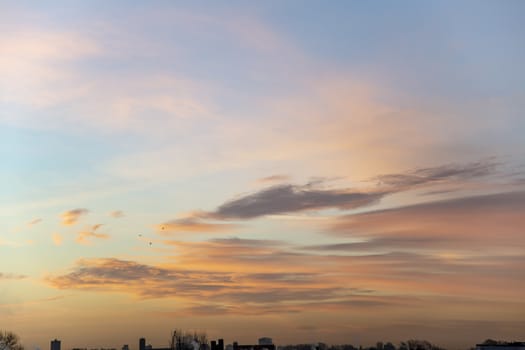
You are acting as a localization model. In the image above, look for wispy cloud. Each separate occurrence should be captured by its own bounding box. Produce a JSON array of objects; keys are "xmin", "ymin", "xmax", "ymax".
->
[
  {"xmin": 46, "ymin": 255, "xmax": 378, "ymax": 311},
  {"xmin": 257, "ymin": 174, "xmax": 290, "ymax": 183},
  {"xmin": 159, "ymin": 159, "xmax": 506, "ymax": 232},
  {"xmin": 373, "ymin": 159, "xmax": 498, "ymax": 190},
  {"xmin": 52, "ymin": 233, "xmax": 63, "ymax": 246},
  {"xmin": 300, "ymin": 236, "xmax": 448, "ymax": 253},
  {"xmin": 166, "ymin": 183, "xmax": 385, "ymax": 228},
  {"xmin": 0, "ymin": 272, "xmax": 27, "ymax": 280},
  {"xmin": 46, "ymin": 246, "xmax": 525, "ymax": 317},
  {"xmin": 210, "ymin": 184, "xmax": 385, "ymax": 219},
  {"xmin": 158, "ymin": 217, "xmax": 237, "ymax": 234},
  {"xmin": 0, "ymin": 29, "xmax": 101, "ymax": 110},
  {"xmin": 47, "ymin": 258, "xmax": 231, "ymax": 298},
  {"xmin": 109, "ymin": 210, "xmax": 124, "ymax": 218},
  {"xmin": 61, "ymin": 208, "xmax": 89, "ymax": 226},
  {"xmin": 161, "ymin": 238, "xmax": 298, "ymax": 270},
  {"xmin": 208, "ymin": 237, "xmax": 285, "ymax": 247},
  {"xmin": 76, "ymin": 224, "xmax": 109, "ymax": 245},
  {"xmin": 327, "ymin": 191, "xmax": 525, "ymax": 254},
  {"xmin": 27, "ymin": 218, "xmax": 42, "ymax": 226},
  {"xmin": 156, "ymin": 179, "xmax": 388, "ymax": 235}
]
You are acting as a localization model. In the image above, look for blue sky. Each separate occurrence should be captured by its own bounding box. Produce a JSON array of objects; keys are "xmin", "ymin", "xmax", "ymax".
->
[{"xmin": 1, "ymin": 1, "xmax": 525, "ymax": 349}]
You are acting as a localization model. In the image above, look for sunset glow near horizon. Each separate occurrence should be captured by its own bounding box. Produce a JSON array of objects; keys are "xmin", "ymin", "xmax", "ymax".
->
[{"xmin": 1, "ymin": 1, "xmax": 525, "ymax": 350}]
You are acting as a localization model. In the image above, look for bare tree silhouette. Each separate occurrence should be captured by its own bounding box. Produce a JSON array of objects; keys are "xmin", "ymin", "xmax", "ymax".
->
[
  {"xmin": 0, "ymin": 331, "xmax": 24, "ymax": 350},
  {"xmin": 170, "ymin": 329, "xmax": 208, "ymax": 350}
]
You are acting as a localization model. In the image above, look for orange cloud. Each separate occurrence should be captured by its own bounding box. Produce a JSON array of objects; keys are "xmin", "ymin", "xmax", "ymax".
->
[
  {"xmin": 329, "ymin": 191, "xmax": 525, "ymax": 251},
  {"xmin": 52, "ymin": 233, "xmax": 63, "ymax": 246},
  {"xmin": 158, "ymin": 217, "xmax": 237, "ymax": 234},
  {"xmin": 61, "ymin": 208, "xmax": 89, "ymax": 226},
  {"xmin": 158, "ymin": 159, "xmax": 504, "ymax": 237},
  {"xmin": 46, "ymin": 222, "xmax": 525, "ymax": 316},
  {"xmin": 257, "ymin": 174, "xmax": 290, "ymax": 183},
  {"xmin": 46, "ymin": 254, "xmax": 369, "ymax": 313},
  {"xmin": 76, "ymin": 224, "xmax": 109, "ymax": 245}
]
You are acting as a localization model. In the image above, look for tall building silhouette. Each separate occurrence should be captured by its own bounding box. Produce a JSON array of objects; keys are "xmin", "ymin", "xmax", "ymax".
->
[
  {"xmin": 139, "ymin": 337, "xmax": 170, "ymax": 350},
  {"xmin": 51, "ymin": 339, "xmax": 61, "ymax": 350},
  {"xmin": 211, "ymin": 339, "xmax": 224, "ymax": 350}
]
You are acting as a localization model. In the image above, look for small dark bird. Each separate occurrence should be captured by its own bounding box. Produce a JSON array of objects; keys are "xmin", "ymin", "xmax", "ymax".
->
[
  {"xmin": 149, "ymin": 242, "xmax": 152, "ymax": 246},
  {"xmin": 138, "ymin": 234, "xmax": 142, "ymax": 237}
]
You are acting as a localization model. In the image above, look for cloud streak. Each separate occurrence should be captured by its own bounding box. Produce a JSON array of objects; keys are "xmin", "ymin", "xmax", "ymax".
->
[
  {"xmin": 158, "ymin": 217, "xmax": 237, "ymax": 234},
  {"xmin": 257, "ymin": 174, "xmax": 290, "ymax": 183},
  {"xmin": 47, "ymin": 258, "xmax": 232, "ymax": 299},
  {"xmin": 0, "ymin": 273, "xmax": 27, "ymax": 280},
  {"xmin": 27, "ymin": 218, "xmax": 42, "ymax": 226},
  {"xmin": 46, "ymin": 248, "xmax": 525, "ymax": 317},
  {"xmin": 373, "ymin": 159, "xmax": 498, "ymax": 189},
  {"xmin": 210, "ymin": 184, "xmax": 385, "ymax": 219},
  {"xmin": 159, "ymin": 159, "xmax": 507, "ymax": 232},
  {"xmin": 46, "ymin": 255, "xmax": 381, "ymax": 311},
  {"xmin": 331, "ymin": 191, "xmax": 525, "ymax": 250},
  {"xmin": 158, "ymin": 181, "xmax": 386, "ymax": 233}
]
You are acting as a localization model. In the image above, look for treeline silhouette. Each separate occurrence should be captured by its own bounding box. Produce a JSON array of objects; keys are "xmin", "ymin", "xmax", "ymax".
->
[
  {"xmin": 281, "ymin": 340, "xmax": 443, "ymax": 350},
  {"xmin": 164, "ymin": 330, "xmax": 447, "ymax": 350},
  {"xmin": 164, "ymin": 329, "xmax": 447, "ymax": 350}
]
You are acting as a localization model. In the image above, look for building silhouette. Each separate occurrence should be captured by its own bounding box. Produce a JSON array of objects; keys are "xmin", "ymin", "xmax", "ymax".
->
[
  {"xmin": 51, "ymin": 339, "xmax": 61, "ymax": 350},
  {"xmin": 476, "ymin": 343, "xmax": 525, "ymax": 350},
  {"xmin": 211, "ymin": 339, "xmax": 224, "ymax": 350},
  {"xmin": 259, "ymin": 340, "xmax": 273, "ymax": 347},
  {"xmin": 233, "ymin": 340, "xmax": 275, "ymax": 350},
  {"xmin": 139, "ymin": 337, "xmax": 171, "ymax": 350}
]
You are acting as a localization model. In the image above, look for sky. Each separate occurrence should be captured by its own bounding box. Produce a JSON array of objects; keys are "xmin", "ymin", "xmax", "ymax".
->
[{"xmin": 1, "ymin": 1, "xmax": 525, "ymax": 349}]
